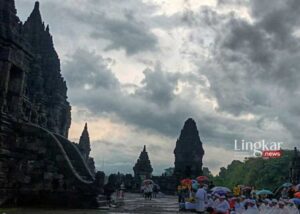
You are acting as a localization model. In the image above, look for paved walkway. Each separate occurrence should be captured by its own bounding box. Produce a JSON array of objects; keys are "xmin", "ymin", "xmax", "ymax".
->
[
  {"xmin": 109, "ymin": 193, "xmax": 182, "ymax": 213},
  {"xmin": 0, "ymin": 193, "xmax": 185, "ymax": 214}
]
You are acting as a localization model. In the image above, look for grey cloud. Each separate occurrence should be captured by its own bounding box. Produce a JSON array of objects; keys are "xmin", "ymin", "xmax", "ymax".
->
[
  {"xmin": 89, "ymin": 15, "xmax": 158, "ymax": 55},
  {"xmin": 63, "ymin": 49, "xmax": 247, "ymax": 150},
  {"xmin": 63, "ymin": 49, "xmax": 119, "ymax": 89},
  {"xmin": 135, "ymin": 65, "xmax": 179, "ymax": 106}
]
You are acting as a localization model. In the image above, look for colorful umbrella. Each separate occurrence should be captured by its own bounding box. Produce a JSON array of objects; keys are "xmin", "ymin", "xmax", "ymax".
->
[
  {"xmin": 282, "ymin": 182, "xmax": 293, "ymax": 188},
  {"xmin": 192, "ymin": 182, "xmax": 199, "ymax": 190},
  {"xmin": 181, "ymin": 178, "xmax": 192, "ymax": 186},
  {"xmin": 192, "ymin": 179, "xmax": 198, "ymax": 184},
  {"xmin": 294, "ymin": 192, "xmax": 300, "ymax": 198},
  {"xmin": 256, "ymin": 189, "xmax": 273, "ymax": 195},
  {"xmin": 211, "ymin": 186, "xmax": 231, "ymax": 193},
  {"xmin": 196, "ymin": 176, "xmax": 209, "ymax": 182},
  {"xmin": 291, "ymin": 198, "xmax": 300, "ymax": 205}
]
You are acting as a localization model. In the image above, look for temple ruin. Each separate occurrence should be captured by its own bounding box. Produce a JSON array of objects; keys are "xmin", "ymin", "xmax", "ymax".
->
[{"xmin": 0, "ymin": 1, "xmax": 103, "ymax": 208}]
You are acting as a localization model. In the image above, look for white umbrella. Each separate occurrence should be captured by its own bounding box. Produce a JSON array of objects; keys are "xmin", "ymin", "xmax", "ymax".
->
[{"xmin": 211, "ymin": 186, "xmax": 231, "ymax": 192}]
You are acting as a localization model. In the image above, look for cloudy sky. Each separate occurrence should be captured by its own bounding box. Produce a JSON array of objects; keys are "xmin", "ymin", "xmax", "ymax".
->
[{"xmin": 15, "ymin": 0, "xmax": 300, "ymax": 175}]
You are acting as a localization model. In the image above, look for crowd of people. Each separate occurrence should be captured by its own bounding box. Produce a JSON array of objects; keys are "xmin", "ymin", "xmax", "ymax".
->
[
  {"xmin": 177, "ymin": 178, "xmax": 300, "ymax": 214},
  {"xmin": 140, "ymin": 180, "xmax": 160, "ymax": 200}
]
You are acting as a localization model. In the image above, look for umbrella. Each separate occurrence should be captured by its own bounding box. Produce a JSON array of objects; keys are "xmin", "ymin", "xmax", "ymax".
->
[
  {"xmin": 294, "ymin": 192, "xmax": 300, "ymax": 198},
  {"xmin": 211, "ymin": 186, "xmax": 231, "ymax": 193},
  {"xmin": 196, "ymin": 176, "xmax": 209, "ymax": 182},
  {"xmin": 282, "ymin": 182, "xmax": 293, "ymax": 188},
  {"xmin": 213, "ymin": 190, "xmax": 227, "ymax": 196},
  {"xmin": 143, "ymin": 179, "xmax": 154, "ymax": 184},
  {"xmin": 192, "ymin": 179, "xmax": 198, "ymax": 184},
  {"xmin": 181, "ymin": 178, "xmax": 192, "ymax": 186},
  {"xmin": 241, "ymin": 186, "xmax": 252, "ymax": 190},
  {"xmin": 291, "ymin": 198, "xmax": 300, "ymax": 205},
  {"xmin": 192, "ymin": 182, "xmax": 199, "ymax": 190},
  {"xmin": 256, "ymin": 189, "xmax": 273, "ymax": 195}
]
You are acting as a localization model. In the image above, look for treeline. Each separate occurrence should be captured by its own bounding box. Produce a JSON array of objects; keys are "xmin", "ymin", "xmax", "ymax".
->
[{"xmin": 211, "ymin": 150, "xmax": 294, "ymax": 191}]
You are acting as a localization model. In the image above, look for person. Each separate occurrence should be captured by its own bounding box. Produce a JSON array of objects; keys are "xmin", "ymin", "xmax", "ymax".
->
[
  {"xmin": 234, "ymin": 197, "xmax": 245, "ymax": 214},
  {"xmin": 117, "ymin": 182, "xmax": 125, "ymax": 199},
  {"xmin": 153, "ymin": 184, "xmax": 160, "ymax": 198},
  {"xmin": 215, "ymin": 195, "xmax": 230, "ymax": 214},
  {"xmin": 271, "ymin": 200, "xmax": 290, "ymax": 214},
  {"xmin": 104, "ymin": 182, "xmax": 115, "ymax": 207},
  {"xmin": 244, "ymin": 200, "xmax": 259, "ymax": 214},
  {"xmin": 144, "ymin": 183, "xmax": 153, "ymax": 200},
  {"xmin": 195, "ymin": 185, "xmax": 207, "ymax": 213},
  {"xmin": 259, "ymin": 199, "xmax": 272, "ymax": 213},
  {"xmin": 281, "ymin": 187, "xmax": 288, "ymax": 199},
  {"xmin": 205, "ymin": 194, "xmax": 214, "ymax": 213},
  {"xmin": 287, "ymin": 200, "xmax": 300, "ymax": 214},
  {"xmin": 233, "ymin": 185, "xmax": 241, "ymax": 197}
]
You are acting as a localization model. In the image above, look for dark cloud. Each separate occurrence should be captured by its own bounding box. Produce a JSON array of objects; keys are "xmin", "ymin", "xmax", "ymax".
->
[
  {"xmin": 135, "ymin": 65, "xmax": 179, "ymax": 106},
  {"xmin": 63, "ymin": 49, "xmax": 119, "ymax": 89},
  {"xmin": 16, "ymin": 0, "xmax": 300, "ymax": 174},
  {"xmin": 185, "ymin": 0, "xmax": 300, "ymax": 147},
  {"xmin": 89, "ymin": 15, "xmax": 158, "ymax": 55}
]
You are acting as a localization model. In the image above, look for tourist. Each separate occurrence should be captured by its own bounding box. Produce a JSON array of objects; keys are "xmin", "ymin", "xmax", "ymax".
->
[
  {"xmin": 287, "ymin": 200, "xmax": 299, "ymax": 214},
  {"xmin": 281, "ymin": 187, "xmax": 289, "ymax": 199},
  {"xmin": 259, "ymin": 199, "xmax": 272, "ymax": 213},
  {"xmin": 234, "ymin": 197, "xmax": 246, "ymax": 214},
  {"xmin": 205, "ymin": 194, "xmax": 214, "ymax": 213},
  {"xmin": 117, "ymin": 182, "xmax": 125, "ymax": 199},
  {"xmin": 195, "ymin": 184, "xmax": 207, "ymax": 213},
  {"xmin": 144, "ymin": 183, "xmax": 153, "ymax": 200},
  {"xmin": 153, "ymin": 184, "xmax": 160, "ymax": 198},
  {"xmin": 215, "ymin": 195, "xmax": 230, "ymax": 214},
  {"xmin": 244, "ymin": 200, "xmax": 259, "ymax": 214},
  {"xmin": 270, "ymin": 200, "xmax": 290, "ymax": 214},
  {"xmin": 104, "ymin": 182, "xmax": 115, "ymax": 207}
]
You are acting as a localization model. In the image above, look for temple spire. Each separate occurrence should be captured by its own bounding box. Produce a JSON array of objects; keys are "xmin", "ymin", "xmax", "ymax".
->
[
  {"xmin": 0, "ymin": 0, "xmax": 19, "ymax": 29},
  {"xmin": 133, "ymin": 146, "xmax": 153, "ymax": 179},
  {"xmin": 24, "ymin": 1, "xmax": 44, "ymax": 31},
  {"xmin": 174, "ymin": 118, "xmax": 205, "ymax": 178},
  {"xmin": 79, "ymin": 123, "xmax": 91, "ymax": 161}
]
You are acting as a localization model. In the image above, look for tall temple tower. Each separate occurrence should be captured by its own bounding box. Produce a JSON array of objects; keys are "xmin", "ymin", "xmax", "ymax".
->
[
  {"xmin": 133, "ymin": 145, "xmax": 153, "ymax": 180},
  {"xmin": 23, "ymin": 2, "xmax": 71, "ymax": 137},
  {"xmin": 79, "ymin": 123, "xmax": 91, "ymax": 161},
  {"xmin": 78, "ymin": 123, "xmax": 95, "ymax": 175},
  {"xmin": 174, "ymin": 118, "xmax": 205, "ymax": 179}
]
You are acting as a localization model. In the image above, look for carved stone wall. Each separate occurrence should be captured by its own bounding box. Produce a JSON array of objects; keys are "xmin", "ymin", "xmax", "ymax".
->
[{"xmin": 0, "ymin": 1, "xmax": 102, "ymax": 208}]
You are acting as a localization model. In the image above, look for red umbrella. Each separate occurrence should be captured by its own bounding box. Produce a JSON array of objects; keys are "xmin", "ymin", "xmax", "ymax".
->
[
  {"xmin": 295, "ymin": 192, "xmax": 300, "ymax": 198},
  {"xmin": 181, "ymin": 178, "xmax": 192, "ymax": 186},
  {"xmin": 196, "ymin": 176, "xmax": 209, "ymax": 182}
]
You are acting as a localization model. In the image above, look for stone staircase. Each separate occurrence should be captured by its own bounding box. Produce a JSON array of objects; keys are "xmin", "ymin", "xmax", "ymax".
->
[
  {"xmin": 19, "ymin": 122, "xmax": 95, "ymax": 185},
  {"xmin": 53, "ymin": 133, "xmax": 95, "ymax": 183}
]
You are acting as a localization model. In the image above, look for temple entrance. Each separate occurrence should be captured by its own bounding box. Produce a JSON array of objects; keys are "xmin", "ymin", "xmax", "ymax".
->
[{"xmin": 6, "ymin": 65, "xmax": 24, "ymax": 113}]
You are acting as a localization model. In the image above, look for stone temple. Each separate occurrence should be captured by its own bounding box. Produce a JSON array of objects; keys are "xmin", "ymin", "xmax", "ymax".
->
[
  {"xmin": 133, "ymin": 145, "xmax": 153, "ymax": 180},
  {"xmin": 0, "ymin": 1, "xmax": 103, "ymax": 208},
  {"xmin": 174, "ymin": 118, "xmax": 205, "ymax": 179}
]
